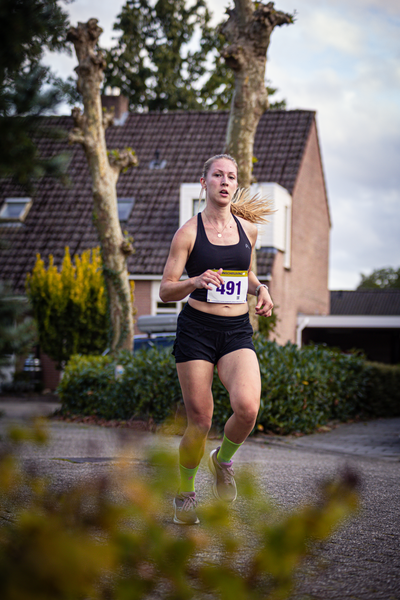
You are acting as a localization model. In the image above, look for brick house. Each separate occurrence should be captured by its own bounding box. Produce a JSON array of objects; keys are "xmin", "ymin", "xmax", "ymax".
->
[{"xmin": 0, "ymin": 105, "xmax": 331, "ymax": 382}]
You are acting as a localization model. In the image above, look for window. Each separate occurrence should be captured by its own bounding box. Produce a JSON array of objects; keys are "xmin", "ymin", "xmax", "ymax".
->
[
  {"xmin": 152, "ymin": 281, "xmax": 187, "ymax": 315},
  {"xmin": 149, "ymin": 150, "xmax": 167, "ymax": 170},
  {"xmin": 0, "ymin": 197, "xmax": 32, "ymax": 223},
  {"xmin": 179, "ymin": 183, "xmax": 202, "ymax": 228},
  {"xmin": 117, "ymin": 197, "xmax": 134, "ymax": 221},
  {"xmin": 179, "ymin": 181, "xmax": 292, "ymax": 269},
  {"xmin": 255, "ymin": 183, "xmax": 292, "ymax": 269}
]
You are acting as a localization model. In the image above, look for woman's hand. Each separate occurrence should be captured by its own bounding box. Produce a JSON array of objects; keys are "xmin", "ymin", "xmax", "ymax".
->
[
  {"xmin": 255, "ymin": 287, "xmax": 274, "ymax": 317},
  {"xmin": 194, "ymin": 268, "xmax": 224, "ymax": 290}
]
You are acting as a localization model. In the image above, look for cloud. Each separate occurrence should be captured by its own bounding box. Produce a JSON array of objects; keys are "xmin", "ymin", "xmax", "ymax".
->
[
  {"xmin": 329, "ymin": 184, "xmax": 400, "ymax": 288},
  {"xmin": 266, "ymin": 0, "xmax": 400, "ymax": 289},
  {"xmin": 277, "ymin": 0, "xmax": 400, "ymax": 18},
  {"xmin": 303, "ymin": 11, "xmax": 365, "ymax": 56}
]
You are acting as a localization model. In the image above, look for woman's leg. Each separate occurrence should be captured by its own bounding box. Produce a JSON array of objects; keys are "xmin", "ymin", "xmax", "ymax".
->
[
  {"xmin": 176, "ymin": 360, "xmax": 215, "ymax": 470},
  {"xmin": 207, "ymin": 349, "xmax": 261, "ymax": 502},
  {"xmin": 217, "ymin": 348, "xmax": 261, "ymax": 444}
]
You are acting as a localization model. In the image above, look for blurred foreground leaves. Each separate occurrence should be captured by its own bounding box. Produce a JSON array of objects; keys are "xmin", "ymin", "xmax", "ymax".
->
[{"xmin": 0, "ymin": 422, "xmax": 360, "ymax": 600}]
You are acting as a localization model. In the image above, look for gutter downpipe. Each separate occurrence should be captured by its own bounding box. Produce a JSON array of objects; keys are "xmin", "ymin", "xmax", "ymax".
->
[{"xmin": 296, "ymin": 317, "xmax": 310, "ymax": 348}]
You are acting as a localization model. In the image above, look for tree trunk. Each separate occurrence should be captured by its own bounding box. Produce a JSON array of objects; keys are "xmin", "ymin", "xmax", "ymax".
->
[
  {"xmin": 221, "ymin": 1, "xmax": 293, "ymax": 328},
  {"xmin": 67, "ymin": 19, "xmax": 138, "ymax": 352}
]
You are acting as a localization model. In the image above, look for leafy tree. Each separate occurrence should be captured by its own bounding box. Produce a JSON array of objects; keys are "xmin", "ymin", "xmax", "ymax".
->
[
  {"xmin": 0, "ymin": 281, "xmax": 36, "ymax": 377},
  {"xmin": 103, "ymin": 0, "xmax": 212, "ymax": 111},
  {"xmin": 103, "ymin": 0, "xmax": 287, "ymax": 112},
  {"xmin": 26, "ymin": 247, "xmax": 110, "ymax": 367},
  {"xmin": 0, "ymin": 0, "xmax": 71, "ymax": 189},
  {"xmin": 357, "ymin": 267, "xmax": 400, "ymax": 290}
]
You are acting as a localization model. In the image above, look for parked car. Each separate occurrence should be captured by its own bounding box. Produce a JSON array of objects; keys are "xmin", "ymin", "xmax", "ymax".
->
[
  {"xmin": 133, "ymin": 314, "xmax": 178, "ymax": 351},
  {"xmin": 133, "ymin": 333, "xmax": 175, "ymax": 351}
]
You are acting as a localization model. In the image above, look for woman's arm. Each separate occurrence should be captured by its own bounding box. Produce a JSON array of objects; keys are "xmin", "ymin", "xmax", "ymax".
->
[
  {"xmin": 241, "ymin": 218, "xmax": 274, "ymax": 317},
  {"xmin": 159, "ymin": 224, "xmax": 224, "ymax": 303},
  {"xmin": 248, "ymin": 270, "xmax": 274, "ymax": 317}
]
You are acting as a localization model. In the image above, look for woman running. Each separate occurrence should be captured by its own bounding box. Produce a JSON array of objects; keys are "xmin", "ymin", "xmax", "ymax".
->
[{"xmin": 160, "ymin": 154, "xmax": 274, "ymax": 524}]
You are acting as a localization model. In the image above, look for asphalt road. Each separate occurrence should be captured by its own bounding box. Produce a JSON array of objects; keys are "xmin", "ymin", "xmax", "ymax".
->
[{"xmin": 0, "ymin": 396, "xmax": 399, "ymax": 600}]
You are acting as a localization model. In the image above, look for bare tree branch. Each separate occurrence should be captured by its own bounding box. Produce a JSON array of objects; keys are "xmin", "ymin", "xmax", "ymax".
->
[
  {"xmin": 221, "ymin": 1, "xmax": 293, "ymax": 330},
  {"xmin": 67, "ymin": 19, "xmax": 137, "ymax": 352}
]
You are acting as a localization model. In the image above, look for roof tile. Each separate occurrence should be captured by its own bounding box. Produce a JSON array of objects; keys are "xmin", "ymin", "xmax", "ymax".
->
[
  {"xmin": 1, "ymin": 110, "xmax": 314, "ymax": 292},
  {"xmin": 330, "ymin": 290, "xmax": 400, "ymax": 315}
]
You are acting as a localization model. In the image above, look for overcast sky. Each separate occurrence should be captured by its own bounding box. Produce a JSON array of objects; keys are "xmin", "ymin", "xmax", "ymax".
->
[{"xmin": 44, "ymin": 0, "xmax": 400, "ymax": 290}]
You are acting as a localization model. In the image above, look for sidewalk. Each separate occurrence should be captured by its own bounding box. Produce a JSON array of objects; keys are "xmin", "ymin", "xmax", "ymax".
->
[
  {"xmin": 0, "ymin": 396, "xmax": 399, "ymax": 600},
  {"xmin": 1, "ymin": 396, "xmax": 398, "ymax": 461},
  {"xmin": 259, "ymin": 418, "xmax": 400, "ymax": 461}
]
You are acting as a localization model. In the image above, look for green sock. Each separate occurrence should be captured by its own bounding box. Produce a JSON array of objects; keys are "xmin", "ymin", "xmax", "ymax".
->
[
  {"xmin": 217, "ymin": 434, "xmax": 243, "ymax": 464},
  {"xmin": 179, "ymin": 463, "xmax": 199, "ymax": 493}
]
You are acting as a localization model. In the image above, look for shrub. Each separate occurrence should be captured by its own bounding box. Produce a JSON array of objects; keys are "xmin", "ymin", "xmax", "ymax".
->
[
  {"xmin": 362, "ymin": 361, "xmax": 400, "ymax": 417},
  {"xmin": 251, "ymin": 339, "xmax": 367, "ymax": 433},
  {"xmin": 58, "ymin": 349, "xmax": 182, "ymax": 423},
  {"xmin": 0, "ymin": 423, "xmax": 360, "ymax": 600},
  {"xmin": 58, "ymin": 339, "xmax": 370, "ymax": 434},
  {"xmin": 258, "ymin": 304, "xmax": 280, "ymax": 338},
  {"xmin": 26, "ymin": 247, "xmax": 109, "ymax": 367}
]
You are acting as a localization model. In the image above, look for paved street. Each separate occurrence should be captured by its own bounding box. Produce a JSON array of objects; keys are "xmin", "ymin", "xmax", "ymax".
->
[{"xmin": 0, "ymin": 396, "xmax": 399, "ymax": 600}]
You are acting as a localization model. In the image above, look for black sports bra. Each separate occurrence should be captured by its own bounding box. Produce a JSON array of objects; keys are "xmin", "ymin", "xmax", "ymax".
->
[{"xmin": 186, "ymin": 212, "xmax": 252, "ymax": 302}]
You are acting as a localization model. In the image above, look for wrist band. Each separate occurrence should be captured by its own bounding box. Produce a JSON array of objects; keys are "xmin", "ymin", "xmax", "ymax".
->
[{"xmin": 255, "ymin": 283, "xmax": 268, "ymax": 297}]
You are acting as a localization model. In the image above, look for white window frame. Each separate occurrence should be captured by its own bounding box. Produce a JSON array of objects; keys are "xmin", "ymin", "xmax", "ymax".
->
[
  {"xmin": 178, "ymin": 181, "xmax": 292, "ymax": 283},
  {"xmin": 255, "ymin": 183, "xmax": 292, "ymax": 269},
  {"xmin": 0, "ymin": 197, "xmax": 32, "ymax": 222},
  {"xmin": 180, "ymin": 183, "xmax": 203, "ymax": 228},
  {"xmin": 117, "ymin": 197, "xmax": 135, "ymax": 221},
  {"xmin": 151, "ymin": 280, "xmax": 188, "ymax": 315}
]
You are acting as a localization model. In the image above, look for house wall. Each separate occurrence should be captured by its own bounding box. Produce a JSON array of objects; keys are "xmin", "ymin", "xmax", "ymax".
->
[
  {"xmin": 40, "ymin": 351, "xmax": 61, "ymax": 391},
  {"xmin": 133, "ymin": 280, "xmax": 152, "ymax": 333},
  {"xmin": 130, "ymin": 120, "xmax": 330, "ymax": 346},
  {"xmin": 269, "ymin": 121, "xmax": 331, "ymax": 344}
]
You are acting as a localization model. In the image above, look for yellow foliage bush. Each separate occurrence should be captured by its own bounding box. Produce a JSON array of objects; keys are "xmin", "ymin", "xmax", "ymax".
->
[{"xmin": 26, "ymin": 247, "xmax": 121, "ymax": 366}]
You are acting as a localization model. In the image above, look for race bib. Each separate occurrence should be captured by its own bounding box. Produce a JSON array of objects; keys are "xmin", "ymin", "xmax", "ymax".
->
[{"xmin": 207, "ymin": 270, "xmax": 248, "ymax": 304}]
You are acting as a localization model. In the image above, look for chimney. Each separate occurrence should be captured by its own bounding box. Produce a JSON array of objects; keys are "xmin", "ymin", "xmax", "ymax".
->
[{"xmin": 101, "ymin": 94, "xmax": 129, "ymax": 122}]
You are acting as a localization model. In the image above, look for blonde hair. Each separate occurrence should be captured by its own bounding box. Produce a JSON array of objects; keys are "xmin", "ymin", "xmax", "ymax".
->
[
  {"xmin": 201, "ymin": 154, "xmax": 238, "ymax": 179},
  {"xmin": 231, "ymin": 188, "xmax": 274, "ymax": 224},
  {"xmin": 201, "ymin": 154, "xmax": 274, "ymax": 224}
]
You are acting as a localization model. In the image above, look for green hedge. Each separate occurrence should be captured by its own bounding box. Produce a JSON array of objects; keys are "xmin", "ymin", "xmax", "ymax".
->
[
  {"xmin": 362, "ymin": 361, "xmax": 400, "ymax": 417},
  {"xmin": 57, "ymin": 350, "xmax": 181, "ymax": 423},
  {"xmin": 58, "ymin": 337, "xmax": 391, "ymax": 434}
]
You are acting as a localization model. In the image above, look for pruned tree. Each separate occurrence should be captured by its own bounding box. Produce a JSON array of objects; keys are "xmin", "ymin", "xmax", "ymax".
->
[
  {"xmin": 67, "ymin": 19, "xmax": 138, "ymax": 352},
  {"xmin": 200, "ymin": 26, "xmax": 286, "ymax": 111},
  {"xmin": 219, "ymin": 1, "xmax": 294, "ymax": 328},
  {"xmin": 221, "ymin": 0, "xmax": 294, "ymax": 187}
]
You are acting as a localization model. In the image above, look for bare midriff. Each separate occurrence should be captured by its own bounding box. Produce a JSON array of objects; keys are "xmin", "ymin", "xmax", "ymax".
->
[{"xmin": 188, "ymin": 297, "xmax": 249, "ymax": 317}]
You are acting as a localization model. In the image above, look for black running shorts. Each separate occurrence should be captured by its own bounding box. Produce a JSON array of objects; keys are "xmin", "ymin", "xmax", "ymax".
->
[{"xmin": 172, "ymin": 303, "xmax": 255, "ymax": 365}]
